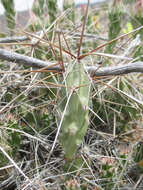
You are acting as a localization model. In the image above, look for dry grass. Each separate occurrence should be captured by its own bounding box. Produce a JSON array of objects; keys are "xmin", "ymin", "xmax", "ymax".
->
[{"xmin": 0, "ymin": 2, "xmax": 143, "ymax": 190}]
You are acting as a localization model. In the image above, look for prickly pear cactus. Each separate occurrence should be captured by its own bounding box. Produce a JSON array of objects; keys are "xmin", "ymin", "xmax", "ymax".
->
[{"xmin": 59, "ymin": 60, "xmax": 90, "ymax": 159}]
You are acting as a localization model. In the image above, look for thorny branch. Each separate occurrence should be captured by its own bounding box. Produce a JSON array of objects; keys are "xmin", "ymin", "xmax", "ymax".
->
[{"xmin": 0, "ymin": 48, "xmax": 143, "ymax": 76}]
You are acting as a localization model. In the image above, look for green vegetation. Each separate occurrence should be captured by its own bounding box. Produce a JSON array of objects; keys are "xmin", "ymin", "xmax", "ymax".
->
[
  {"xmin": 0, "ymin": 0, "xmax": 143, "ymax": 189},
  {"xmin": 1, "ymin": 0, "xmax": 15, "ymax": 35}
]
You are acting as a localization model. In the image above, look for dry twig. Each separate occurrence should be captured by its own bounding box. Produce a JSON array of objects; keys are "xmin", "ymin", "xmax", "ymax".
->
[{"xmin": 0, "ymin": 48, "xmax": 143, "ymax": 76}]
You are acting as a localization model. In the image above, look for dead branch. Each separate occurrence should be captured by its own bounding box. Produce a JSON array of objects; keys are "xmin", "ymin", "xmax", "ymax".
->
[
  {"xmin": 0, "ymin": 31, "xmax": 42, "ymax": 43},
  {"xmin": 0, "ymin": 30, "xmax": 107, "ymax": 44},
  {"xmin": 0, "ymin": 48, "xmax": 143, "ymax": 76},
  {"xmin": 0, "ymin": 48, "xmax": 61, "ymax": 71},
  {"xmin": 0, "ymin": 35, "xmax": 30, "ymax": 43},
  {"xmin": 87, "ymin": 62, "xmax": 143, "ymax": 76}
]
